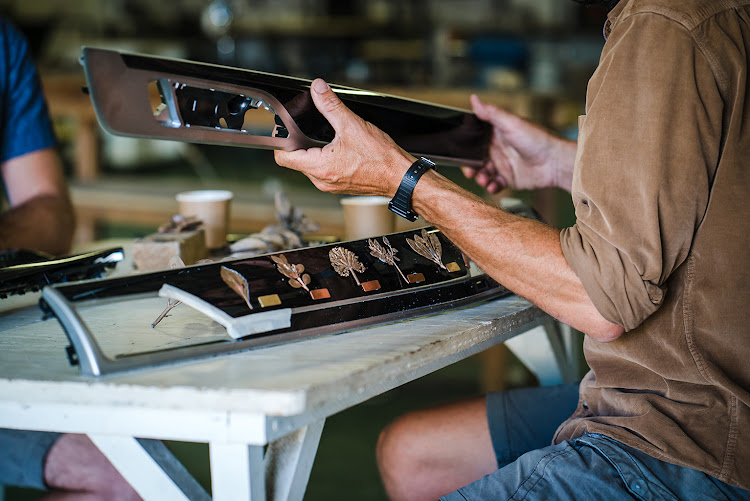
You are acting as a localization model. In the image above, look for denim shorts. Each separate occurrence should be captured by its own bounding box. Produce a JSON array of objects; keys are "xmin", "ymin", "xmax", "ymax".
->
[
  {"xmin": 0, "ymin": 429, "xmax": 62, "ymax": 489},
  {"xmin": 442, "ymin": 384, "xmax": 750, "ymax": 500}
]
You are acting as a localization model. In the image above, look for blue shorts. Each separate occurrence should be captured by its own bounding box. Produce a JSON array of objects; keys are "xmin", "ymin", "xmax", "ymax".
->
[
  {"xmin": 0, "ymin": 429, "xmax": 62, "ymax": 489},
  {"xmin": 486, "ymin": 383, "xmax": 580, "ymax": 468},
  {"xmin": 443, "ymin": 384, "xmax": 750, "ymax": 500}
]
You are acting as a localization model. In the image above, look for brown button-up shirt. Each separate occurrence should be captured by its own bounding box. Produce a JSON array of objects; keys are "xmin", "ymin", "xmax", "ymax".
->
[{"xmin": 557, "ymin": 0, "xmax": 750, "ymax": 490}]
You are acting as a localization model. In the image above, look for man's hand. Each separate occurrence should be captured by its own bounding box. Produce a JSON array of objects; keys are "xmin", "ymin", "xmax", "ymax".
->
[
  {"xmin": 274, "ymin": 79, "xmax": 416, "ymax": 198},
  {"xmin": 463, "ymin": 95, "xmax": 577, "ymax": 194}
]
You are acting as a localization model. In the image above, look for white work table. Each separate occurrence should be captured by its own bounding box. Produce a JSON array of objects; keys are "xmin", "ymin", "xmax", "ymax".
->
[{"xmin": 0, "ymin": 288, "xmax": 579, "ymax": 501}]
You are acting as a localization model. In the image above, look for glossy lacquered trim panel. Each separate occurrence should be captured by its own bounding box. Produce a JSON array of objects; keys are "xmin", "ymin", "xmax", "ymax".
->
[
  {"xmin": 80, "ymin": 47, "xmax": 491, "ymax": 167},
  {"xmin": 39, "ymin": 228, "xmax": 509, "ymax": 376}
]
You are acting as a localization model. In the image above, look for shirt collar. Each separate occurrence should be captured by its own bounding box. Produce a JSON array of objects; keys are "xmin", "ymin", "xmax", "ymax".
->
[{"xmin": 603, "ymin": 0, "xmax": 628, "ymax": 40}]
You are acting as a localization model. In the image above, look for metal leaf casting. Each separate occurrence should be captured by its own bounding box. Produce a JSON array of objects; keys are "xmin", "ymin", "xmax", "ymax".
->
[
  {"xmin": 271, "ymin": 254, "xmax": 311, "ymax": 292},
  {"xmin": 220, "ymin": 266, "xmax": 254, "ymax": 310},
  {"xmin": 368, "ymin": 236, "xmax": 407, "ymax": 283},
  {"xmin": 406, "ymin": 229, "xmax": 448, "ymax": 271},
  {"xmin": 329, "ymin": 246, "xmax": 366, "ymax": 286}
]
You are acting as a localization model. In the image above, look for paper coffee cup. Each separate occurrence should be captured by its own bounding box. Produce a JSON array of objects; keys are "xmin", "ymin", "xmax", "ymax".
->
[
  {"xmin": 340, "ymin": 196, "xmax": 396, "ymax": 241},
  {"xmin": 176, "ymin": 190, "xmax": 233, "ymax": 249}
]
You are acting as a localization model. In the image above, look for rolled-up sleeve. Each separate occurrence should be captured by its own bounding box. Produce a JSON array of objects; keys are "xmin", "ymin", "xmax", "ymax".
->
[{"xmin": 560, "ymin": 12, "xmax": 722, "ymax": 331}]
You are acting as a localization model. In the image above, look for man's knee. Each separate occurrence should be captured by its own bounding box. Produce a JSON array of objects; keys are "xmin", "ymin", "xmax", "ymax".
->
[
  {"xmin": 376, "ymin": 410, "xmax": 435, "ymax": 500},
  {"xmin": 376, "ymin": 411, "xmax": 420, "ymax": 477},
  {"xmin": 376, "ymin": 398, "xmax": 494, "ymax": 501}
]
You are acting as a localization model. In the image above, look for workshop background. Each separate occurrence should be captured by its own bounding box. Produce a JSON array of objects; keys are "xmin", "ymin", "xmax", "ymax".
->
[{"xmin": 1, "ymin": 0, "xmax": 606, "ymax": 499}]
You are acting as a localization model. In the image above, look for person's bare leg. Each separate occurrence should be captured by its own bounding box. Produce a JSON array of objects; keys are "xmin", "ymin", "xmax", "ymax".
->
[
  {"xmin": 41, "ymin": 433, "xmax": 141, "ymax": 501},
  {"xmin": 376, "ymin": 396, "xmax": 497, "ymax": 501}
]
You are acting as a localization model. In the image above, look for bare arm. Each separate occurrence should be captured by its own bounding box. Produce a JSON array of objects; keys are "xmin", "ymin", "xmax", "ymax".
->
[
  {"xmin": 0, "ymin": 147, "xmax": 75, "ymax": 255},
  {"xmin": 275, "ymin": 79, "xmax": 623, "ymax": 342},
  {"xmin": 412, "ymin": 170, "xmax": 622, "ymax": 341}
]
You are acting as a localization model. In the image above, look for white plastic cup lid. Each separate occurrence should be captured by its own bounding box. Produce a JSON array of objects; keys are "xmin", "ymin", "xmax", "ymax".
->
[{"xmin": 176, "ymin": 190, "xmax": 234, "ymax": 203}]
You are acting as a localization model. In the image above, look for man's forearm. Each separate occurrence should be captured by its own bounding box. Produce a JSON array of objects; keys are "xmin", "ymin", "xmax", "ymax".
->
[
  {"xmin": 0, "ymin": 194, "xmax": 75, "ymax": 255},
  {"xmin": 412, "ymin": 170, "xmax": 623, "ymax": 342}
]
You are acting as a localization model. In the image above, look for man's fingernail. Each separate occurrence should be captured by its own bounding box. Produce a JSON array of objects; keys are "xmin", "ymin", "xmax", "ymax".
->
[{"xmin": 312, "ymin": 79, "xmax": 329, "ymax": 94}]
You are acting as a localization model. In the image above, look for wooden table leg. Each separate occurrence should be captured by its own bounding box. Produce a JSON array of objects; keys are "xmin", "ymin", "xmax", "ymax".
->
[
  {"xmin": 504, "ymin": 321, "xmax": 581, "ymax": 385},
  {"xmin": 209, "ymin": 442, "xmax": 265, "ymax": 501},
  {"xmin": 479, "ymin": 344, "xmax": 509, "ymax": 393},
  {"xmin": 73, "ymin": 210, "xmax": 97, "ymax": 245},
  {"xmin": 209, "ymin": 418, "xmax": 325, "ymax": 501},
  {"xmin": 88, "ymin": 435, "xmax": 209, "ymax": 501},
  {"xmin": 265, "ymin": 419, "xmax": 325, "ymax": 501},
  {"xmin": 74, "ymin": 118, "xmax": 99, "ymax": 182}
]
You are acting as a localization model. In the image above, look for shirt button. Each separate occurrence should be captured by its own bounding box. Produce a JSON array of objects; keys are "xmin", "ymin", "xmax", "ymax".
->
[{"xmin": 632, "ymin": 479, "xmax": 647, "ymax": 493}]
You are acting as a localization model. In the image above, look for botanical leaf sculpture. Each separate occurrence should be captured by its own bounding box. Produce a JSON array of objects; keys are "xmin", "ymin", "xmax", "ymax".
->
[
  {"xmin": 151, "ymin": 256, "xmax": 185, "ymax": 327},
  {"xmin": 329, "ymin": 246, "xmax": 366, "ymax": 286},
  {"xmin": 229, "ymin": 192, "xmax": 320, "ymax": 258},
  {"xmin": 220, "ymin": 266, "xmax": 254, "ymax": 310},
  {"xmin": 406, "ymin": 229, "xmax": 448, "ymax": 271},
  {"xmin": 368, "ymin": 237, "xmax": 407, "ymax": 283},
  {"xmin": 274, "ymin": 191, "xmax": 319, "ymax": 235},
  {"xmin": 271, "ymin": 254, "xmax": 312, "ymax": 295}
]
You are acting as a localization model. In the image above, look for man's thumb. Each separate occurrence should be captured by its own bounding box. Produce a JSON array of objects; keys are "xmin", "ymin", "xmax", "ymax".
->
[
  {"xmin": 471, "ymin": 94, "xmax": 519, "ymax": 132},
  {"xmin": 470, "ymin": 94, "xmax": 495, "ymax": 121},
  {"xmin": 310, "ymin": 78, "xmax": 351, "ymax": 131}
]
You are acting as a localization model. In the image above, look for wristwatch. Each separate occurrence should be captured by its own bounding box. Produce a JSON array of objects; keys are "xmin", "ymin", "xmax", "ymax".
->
[{"xmin": 388, "ymin": 157, "xmax": 436, "ymax": 222}]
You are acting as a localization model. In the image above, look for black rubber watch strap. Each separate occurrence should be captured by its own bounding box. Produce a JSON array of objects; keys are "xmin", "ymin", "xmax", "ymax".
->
[{"xmin": 388, "ymin": 157, "xmax": 436, "ymax": 221}]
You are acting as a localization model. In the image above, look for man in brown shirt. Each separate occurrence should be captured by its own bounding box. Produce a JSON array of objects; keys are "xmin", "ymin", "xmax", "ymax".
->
[
  {"xmin": 557, "ymin": 0, "xmax": 750, "ymax": 492},
  {"xmin": 276, "ymin": 0, "xmax": 750, "ymax": 499}
]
